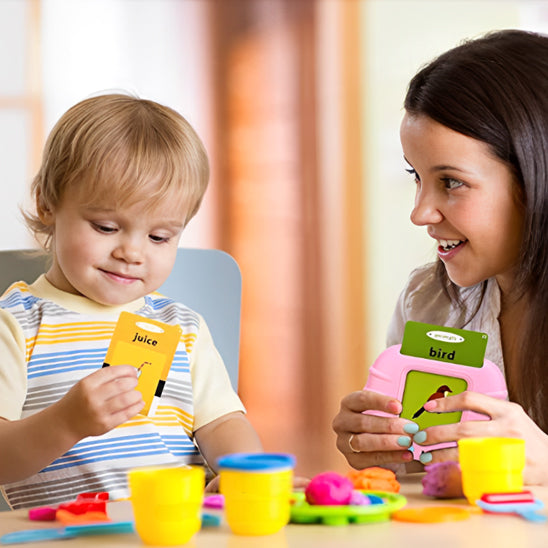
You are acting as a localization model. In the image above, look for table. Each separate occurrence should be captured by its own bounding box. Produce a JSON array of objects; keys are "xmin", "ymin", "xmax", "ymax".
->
[{"xmin": 1, "ymin": 475, "xmax": 547, "ymax": 547}]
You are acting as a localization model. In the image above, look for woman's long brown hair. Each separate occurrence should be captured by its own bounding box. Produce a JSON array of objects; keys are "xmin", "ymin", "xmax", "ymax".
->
[{"xmin": 404, "ymin": 30, "xmax": 548, "ymax": 432}]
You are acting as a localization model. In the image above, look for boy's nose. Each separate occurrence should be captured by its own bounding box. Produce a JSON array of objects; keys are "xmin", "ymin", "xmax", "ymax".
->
[
  {"xmin": 114, "ymin": 239, "xmax": 144, "ymax": 263},
  {"xmin": 410, "ymin": 188, "xmax": 443, "ymax": 226}
]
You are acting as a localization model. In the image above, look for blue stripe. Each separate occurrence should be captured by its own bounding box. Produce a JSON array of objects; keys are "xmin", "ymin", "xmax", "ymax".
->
[
  {"xmin": 0, "ymin": 293, "xmax": 39, "ymax": 310},
  {"xmin": 75, "ymin": 433, "xmax": 161, "ymax": 448},
  {"xmin": 30, "ymin": 348, "xmax": 109, "ymax": 361},
  {"xmin": 28, "ymin": 349, "xmax": 109, "ymax": 378},
  {"xmin": 28, "ymin": 364, "xmax": 101, "ymax": 379},
  {"xmin": 45, "ymin": 434, "xmax": 198, "ymax": 471},
  {"xmin": 64, "ymin": 439, "xmax": 167, "ymax": 457},
  {"xmin": 44, "ymin": 447, "xmax": 199, "ymax": 472},
  {"xmin": 55, "ymin": 444, "xmax": 167, "ymax": 464}
]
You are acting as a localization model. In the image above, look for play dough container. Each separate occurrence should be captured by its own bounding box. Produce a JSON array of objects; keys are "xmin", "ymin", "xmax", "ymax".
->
[
  {"xmin": 458, "ymin": 437, "xmax": 525, "ymax": 505},
  {"xmin": 128, "ymin": 465, "xmax": 204, "ymax": 545},
  {"xmin": 218, "ymin": 453, "xmax": 295, "ymax": 535}
]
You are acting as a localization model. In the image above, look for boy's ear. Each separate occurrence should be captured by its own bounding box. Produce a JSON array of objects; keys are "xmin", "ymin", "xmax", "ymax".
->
[{"xmin": 36, "ymin": 190, "xmax": 55, "ymax": 226}]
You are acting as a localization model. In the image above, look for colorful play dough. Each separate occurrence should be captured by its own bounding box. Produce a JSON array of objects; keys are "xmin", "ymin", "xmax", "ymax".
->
[
  {"xmin": 347, "ymin": 467, "xmax": 400, "ymax": 493},
  {"xmin": 422, "ymin": 461, "xmax": 465, "ymax": 499},
  {"xmin": 305, "ymin": 472, "xmax": 354, "ymax": 506}
]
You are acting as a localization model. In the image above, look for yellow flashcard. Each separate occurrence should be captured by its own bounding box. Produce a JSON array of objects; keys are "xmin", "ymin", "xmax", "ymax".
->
[{"xmin": 103, "ymin": 312, "xmax": 182, "ymax": 415}]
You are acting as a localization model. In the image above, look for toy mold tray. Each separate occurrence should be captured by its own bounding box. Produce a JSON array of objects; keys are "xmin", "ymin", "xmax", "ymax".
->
[{"xmin": 290, "ymin": 490, "xmax": 407, "ymax": 526}]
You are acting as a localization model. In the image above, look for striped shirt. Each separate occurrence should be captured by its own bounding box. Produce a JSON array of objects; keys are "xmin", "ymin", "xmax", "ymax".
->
[{"xmin": 0, "ymin": 276, "xmax": 244, "ymax": 509}]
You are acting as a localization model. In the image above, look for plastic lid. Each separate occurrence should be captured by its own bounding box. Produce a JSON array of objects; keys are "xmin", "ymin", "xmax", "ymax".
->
[
  {"xmin": 391, "ymin": 506, "xmax": 472, "ymax": 523},
  {"xmin": 217, "ymin": 453, "xmax": 296, "ymax": 471}
]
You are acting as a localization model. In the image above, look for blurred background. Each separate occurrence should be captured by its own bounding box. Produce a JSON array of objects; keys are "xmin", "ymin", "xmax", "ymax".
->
[{"xmin": 2, "ymin": 0, "xmax": 547, "ymax": 479}]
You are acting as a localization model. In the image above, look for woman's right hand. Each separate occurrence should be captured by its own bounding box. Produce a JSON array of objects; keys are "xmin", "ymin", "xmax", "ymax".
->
[{"xmin": 332, "ymin": 389, "xmax": 418, "ymax": 469}]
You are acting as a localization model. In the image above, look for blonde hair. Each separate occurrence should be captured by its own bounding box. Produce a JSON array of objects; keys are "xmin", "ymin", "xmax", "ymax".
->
[{"xmin": 25, "ymin": 93, "xmax": 210, "ymax": 249}]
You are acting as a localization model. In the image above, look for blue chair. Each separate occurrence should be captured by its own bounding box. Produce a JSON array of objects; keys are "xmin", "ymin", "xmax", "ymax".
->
[
  {"xmin": 0, "ymin": 248, "xmax": 241, "ymax": 390},
  {"xmin": 0, "ymin": 248, "xmax": 242, "ymax": 511}
]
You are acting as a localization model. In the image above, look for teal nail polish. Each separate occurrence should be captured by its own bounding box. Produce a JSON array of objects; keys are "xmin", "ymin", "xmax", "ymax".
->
[
  {"xmin": 397, "ymin": 436, "xmax": 412, "ymax": 448},
  {"xmin": 413, "ymin": 431, "xmax": 427, "ymax": 444},
  {"xmin": 419, "ymin": 452, "xmax": 432, "ymax": 464},
  {"xmin": 403, "ymin": 422, "xmax": 419, "ymax": 435}
]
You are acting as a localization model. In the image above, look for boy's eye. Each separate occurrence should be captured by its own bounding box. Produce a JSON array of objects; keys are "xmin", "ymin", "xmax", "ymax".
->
[
  {"xmin": 93, "ymin": 223, "xmax": 117, "ymax": 234},
  {"xmin": 149, "ymin": 234, "xmax": 169, "ymax": 243}
]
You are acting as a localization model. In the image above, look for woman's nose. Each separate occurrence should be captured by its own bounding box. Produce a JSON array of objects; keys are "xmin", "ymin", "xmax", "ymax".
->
[{"xmin": 410, "ymin": 187, "xmax": 443, "ymax": 226}]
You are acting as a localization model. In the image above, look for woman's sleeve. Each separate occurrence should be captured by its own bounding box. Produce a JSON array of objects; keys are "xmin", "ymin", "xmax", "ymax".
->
[
  {"xmin": 385, "ymin": 263, "xmax": 441, "ymax": 348},
  {"xmin": 386, "ymin": 286, "xmax": 408, "ymax": 348}
]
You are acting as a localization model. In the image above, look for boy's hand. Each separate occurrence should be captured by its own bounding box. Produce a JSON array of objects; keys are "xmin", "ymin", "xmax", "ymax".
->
[{"xmin": 57, "ymin": 365, "xmax": 144, "ymax": 439}]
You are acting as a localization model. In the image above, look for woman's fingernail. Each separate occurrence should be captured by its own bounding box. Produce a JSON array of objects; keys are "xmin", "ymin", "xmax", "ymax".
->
[
  {"xmin": 397, "ymin": 436, "xmax": 412, "ymax": 448},
  {"xmin": 419, "ymin": 452, "xmax": 433, "ymax": 464},
  {"xmin": 403, "ymin": 422, "xmax": 419, "ymax": 435},
  {"xmin": 413, "ymin": 431, "xmax": 427, "ymax": 444}
]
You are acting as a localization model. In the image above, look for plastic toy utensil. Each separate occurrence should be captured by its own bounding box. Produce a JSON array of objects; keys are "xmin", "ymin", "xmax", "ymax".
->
[
  {"xmin": 477, "ymin": 498, "xmax": 546, "ymax": 523},
  {"xmin": 0, "ymin": 521, "xmax": 134, "ymax": 545},
  {"xmin": 0, "ymin": 515, "xmax": 219, "ymax": 545}
]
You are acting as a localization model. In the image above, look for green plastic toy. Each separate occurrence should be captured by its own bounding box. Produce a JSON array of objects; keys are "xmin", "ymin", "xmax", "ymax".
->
[{"xmin": 290, "ymin": 490, "xmax": 407, "ymax": 526}]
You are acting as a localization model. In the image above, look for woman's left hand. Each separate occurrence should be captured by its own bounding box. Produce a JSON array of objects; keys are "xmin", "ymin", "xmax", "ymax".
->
[{"xmin": 413, "ymin": 391, "xmax": 548, "ymax": 485}]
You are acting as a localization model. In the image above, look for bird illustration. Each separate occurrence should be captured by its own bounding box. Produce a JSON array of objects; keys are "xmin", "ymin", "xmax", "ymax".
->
[{"xmin": 412, "ymin": 385, "xmax": 453, "ymax": 418}]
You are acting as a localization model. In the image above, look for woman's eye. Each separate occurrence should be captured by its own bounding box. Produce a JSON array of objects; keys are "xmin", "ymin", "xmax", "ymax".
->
[
  {"xmin": 405, "ymin": 167, "xmax": 420, "ymax": 183},
  {"xmin": 443, "ymin": 178, "xmax": 464, "ymax": 190}
]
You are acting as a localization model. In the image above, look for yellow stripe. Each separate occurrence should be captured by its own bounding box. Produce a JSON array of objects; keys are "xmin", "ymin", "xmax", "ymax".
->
[
  {"xmin": 26, "ymin": 324, "xmax": 195, "ymax": 349},
  {"xmin": 181, "ymin": 333, "xmax": 197, "ymax": 354},
  {"xmin": 117, "ymin": 406, "xmax": 194, "ymax": 437}
]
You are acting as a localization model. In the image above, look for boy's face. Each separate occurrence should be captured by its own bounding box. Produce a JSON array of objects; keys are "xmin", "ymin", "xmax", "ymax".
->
[{"xmin": 43, "ymin": 186, "xmax": 187, "ymax": 305}]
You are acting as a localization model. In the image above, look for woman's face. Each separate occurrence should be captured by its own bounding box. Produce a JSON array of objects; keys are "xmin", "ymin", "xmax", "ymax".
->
[{"xmin": 400, "ymin": 113, "xmax": 524, "ymax": 294}]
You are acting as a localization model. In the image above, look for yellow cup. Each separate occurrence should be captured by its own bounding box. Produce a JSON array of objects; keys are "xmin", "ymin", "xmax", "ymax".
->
[
  {"xmin": 128, "ymin": 465, "xmax": 204, "ymax": 545},
  {"xmin": 218, "ymin": 453, "xmax": 295, "ymax": 536},
  {"xmin": 458, "ymin": 437, "xmax": 525, "ymax": 505}
]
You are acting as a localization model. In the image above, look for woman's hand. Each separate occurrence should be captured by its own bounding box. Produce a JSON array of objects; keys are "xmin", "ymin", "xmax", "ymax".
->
[
  {"xmin": 332, "ymin": 389, "xmax": 419, "ymax": 470},
  {"xmin": 414, "ymin": 391, "xmax": 548, "ymax": 485}
]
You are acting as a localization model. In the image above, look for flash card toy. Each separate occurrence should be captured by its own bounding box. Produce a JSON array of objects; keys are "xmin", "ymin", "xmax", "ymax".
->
[
  {"xmin": 102, "ymin": 312, "xmax": 182, "ymax": 416},
  {"xmin": 364, "ymin": 321, "xmax": 508, "ymax": 459}
]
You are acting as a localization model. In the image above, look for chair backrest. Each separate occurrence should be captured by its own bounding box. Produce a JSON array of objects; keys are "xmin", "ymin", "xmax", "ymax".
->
[
  {"xmin": 0, "ymin": 248, "xmax": 241, "ymax": 511},
  {"xmin": 0, "ymin": 248, "xmax": 241, "ymax": 390}
]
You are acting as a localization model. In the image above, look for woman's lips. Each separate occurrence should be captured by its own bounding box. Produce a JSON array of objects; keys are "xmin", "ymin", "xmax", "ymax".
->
[{"xmin": 437, "ymin": 240, "xmax": 466, "ymax": 260}]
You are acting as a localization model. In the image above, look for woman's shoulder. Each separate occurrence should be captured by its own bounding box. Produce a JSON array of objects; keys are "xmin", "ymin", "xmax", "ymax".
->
[
  {"xmin": 402, "ymin": 262, "xmax": 445, "ymax": 300},
  {"xmin": 388, "ymin": 262, "xmax": 495, "ymax": 346},
  {"xmin": 399, "ymin": 262, "xmax": 489, "ymax": 324}
]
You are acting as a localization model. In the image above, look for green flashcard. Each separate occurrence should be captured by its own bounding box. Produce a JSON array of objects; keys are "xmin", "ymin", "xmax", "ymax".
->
[
  {"xmin": 400, "ymin": 370, "xmax": 467, "ymax": 428},
  {"xmin": 400, "ymin": 321, "xmax": 488, "ymax": 368}
]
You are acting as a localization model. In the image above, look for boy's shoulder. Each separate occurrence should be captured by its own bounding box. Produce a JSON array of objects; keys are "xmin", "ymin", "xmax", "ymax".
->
[
  {"xmin": 145, "ymin": 291, "xmax": 202, "ymax": 332},
  {"xmin": 0, "ymin": 281, "xmax": 39, "ymax": 311}
]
